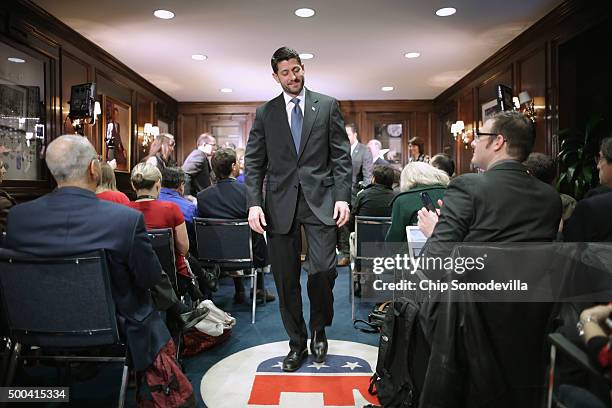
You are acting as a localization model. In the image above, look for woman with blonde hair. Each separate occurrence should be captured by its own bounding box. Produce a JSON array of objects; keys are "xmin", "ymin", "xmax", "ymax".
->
[
  {"xmin": 127, "ymin": 162, "xmax": 192, "ymax": 281},
  {"xmin": 95, "ymin": 161, "xmax": 130, "ymax": 205},
  {"xmin": 0, "ymin": 160, "xmax": 16, "ymax": 234},
  {"xmin": 386, "ymin": 162, "xmax": 449, "ymax": 242}
]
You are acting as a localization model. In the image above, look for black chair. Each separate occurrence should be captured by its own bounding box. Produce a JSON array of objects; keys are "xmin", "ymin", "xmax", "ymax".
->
[
  {"xmin": 547, "ymin": 332, "xmax": 612, "ymax": 408},
  {"xmin": 350, "ymin": 216, "xmax": 392, "ymax": 321},
  {"xmin": 0, "ymin": 249, "xmax": 128, "ymax": 408},
  {"xmin": 194, "ymin": 217, "xmax": 259, "ymax": 324},
  {"xmin": 148, "ymin": 228, "xmax": 178, "ymax": 289}
]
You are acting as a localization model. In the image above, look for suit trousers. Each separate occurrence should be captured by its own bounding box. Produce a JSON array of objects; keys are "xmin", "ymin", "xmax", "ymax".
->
[{"xmin": 267, "ymin": 188, "xmax": 338, "ymax": 352}]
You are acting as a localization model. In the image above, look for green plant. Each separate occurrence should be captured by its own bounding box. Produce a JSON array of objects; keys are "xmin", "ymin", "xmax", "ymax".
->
[{"xmin": 557, "ymin": 115, "xmax": 603, "ymax": 200}]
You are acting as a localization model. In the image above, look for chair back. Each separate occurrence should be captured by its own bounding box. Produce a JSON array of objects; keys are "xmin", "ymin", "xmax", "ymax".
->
[
  {"xmin": 148, "ymin": 228, "xmax": 177, "ymax": 287},
  {"xmin": 0, "ymin": 249, "xmax": 119, "ymax": 348},
  {"xmin": 194, "ymin": 218, "xmax": 253, "ymax": 270},
  {"xmin": 354, "ymin": 216, "xmax": 391, "ymax": 260}
]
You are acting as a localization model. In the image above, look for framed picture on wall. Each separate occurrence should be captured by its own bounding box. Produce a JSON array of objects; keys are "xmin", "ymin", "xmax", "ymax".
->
[
  {"xmin": 481, "ymin": 99, "xmax": 500, "ymax": 126},
  {"xmin": 102, "ymin": 95, "xmax": 131, "ymax": 172}
]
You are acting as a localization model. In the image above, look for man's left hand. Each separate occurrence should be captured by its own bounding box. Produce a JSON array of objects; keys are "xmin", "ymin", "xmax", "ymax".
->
[{"xmin": 333, "ymin": 201, "xmax": 350, "ymax": 227}]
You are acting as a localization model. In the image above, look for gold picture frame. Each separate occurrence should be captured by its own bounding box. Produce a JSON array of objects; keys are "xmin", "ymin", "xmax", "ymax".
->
[{"xmin": 102, "ymin": 95, "xmax": 131, "ymax": 172}]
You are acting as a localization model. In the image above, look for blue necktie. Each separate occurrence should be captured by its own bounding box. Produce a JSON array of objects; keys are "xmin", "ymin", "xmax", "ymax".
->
[{"xmin": 290, "ymin": 97, "xmax": 303, "ymax": 154}]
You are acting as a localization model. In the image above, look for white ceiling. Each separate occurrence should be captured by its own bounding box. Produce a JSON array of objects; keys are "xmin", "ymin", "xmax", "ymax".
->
[{"xmin": 33, "ymin": 0, "xmax": 563, "ymax": 102}]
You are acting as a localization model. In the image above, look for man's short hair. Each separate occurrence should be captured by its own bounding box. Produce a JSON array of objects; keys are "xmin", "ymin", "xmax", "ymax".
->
[
  {"xmin": 197, "ymin": 133, "xmax": 214, "ymax": 147},
  {"xmin": 346, "ymin": 123, "xmax": 359, "ymax": 135},
  {"xmin": 372, "ymin": 165, "xmax": 394, "ymax": 188},
  {"xmin": 161, "ymin": 166, "xmax": 186, "ymax": 189},
  {"xmin": 490, "ymin": 111, "xmax": 534, "ymax": 162},
  {"xmin": 368, "ymin": 139, "xmax": 382, "ymax": 149},
  {"xmin": 601, "ymin": 136, "xmax": 612, "ymax": 163},
  {"xmin": 46, "ymin": 135, "xmax": 97, "ymax": 183},
  {"xmin": 523, "ymin": 153, "xmax": 556, "ymax": 185},
  {"xmin": 271, "ymin": 47, "xmax": 301, "ymax": 73},
  {"xmin": 212, "ymin": 148, "xmax": 236, "ymax": 179},
  {"xmin": 430, "ymin": 153, "xmax": 455, "ymax": 178}
]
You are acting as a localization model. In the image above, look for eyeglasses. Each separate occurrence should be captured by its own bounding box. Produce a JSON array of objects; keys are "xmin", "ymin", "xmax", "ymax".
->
[{"xmin": 473, "ymin": 130, "xmax": 500, "ymax": 140}]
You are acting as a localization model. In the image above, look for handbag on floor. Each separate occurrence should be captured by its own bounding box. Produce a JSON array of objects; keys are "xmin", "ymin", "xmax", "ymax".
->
[
  {"xmin": 194, "ymin": 299, "xmax": 236, "ymax": 336},
  {"xmin": 354, "ymin": 301, "xmax": 392, "ymax": 333}
]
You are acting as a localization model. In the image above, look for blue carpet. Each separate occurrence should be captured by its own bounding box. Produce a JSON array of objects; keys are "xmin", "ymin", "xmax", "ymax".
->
[{"xmin": 12, "ymin": 264, "xmax": 380, "ymax": 407}]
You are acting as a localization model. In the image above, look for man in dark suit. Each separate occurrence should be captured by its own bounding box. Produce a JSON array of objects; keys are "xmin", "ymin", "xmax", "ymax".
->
[
  {"xmin": 182, "ymin": 133, "xmax": 216, "ymax": 196},
  {"xmin": 367, "ymin": 139, "xmax": 389, "ymax": 165},
  {"xmin": 336, "ymin": 123, "xmax": 373, "ymax": 265},
  {"xmin": 417, "ymin": 111, "xmax": 562, "ymax": 407},
  {"xmin": 196, "ymin": 147, "xmax": 274, "ymax": 303},
  {"xmin": 564, "ymin": 136, "xmax": 612, "ymax": 242},
  {"xmin": 5, "ymin": 135, "xmax": 194, "ymax": 399},
  {"xmin": 245, "ymin": 47, "xmax": 352, "ymax": 371}
]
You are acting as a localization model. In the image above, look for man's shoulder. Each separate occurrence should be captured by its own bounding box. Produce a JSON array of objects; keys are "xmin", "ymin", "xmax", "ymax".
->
[{"xmin": 307, "ymin": 89, "xmax": 335, "ymax": 103}]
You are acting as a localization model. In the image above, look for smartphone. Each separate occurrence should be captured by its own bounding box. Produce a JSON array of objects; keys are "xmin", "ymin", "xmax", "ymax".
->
[{"xmin": 420, "ymin": 192, "xmax": 436, "ymax": 212}]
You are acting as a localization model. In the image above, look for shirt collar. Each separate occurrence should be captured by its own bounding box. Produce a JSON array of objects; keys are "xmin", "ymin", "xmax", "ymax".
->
[
  {"xmin": 283, "ymin": 87, "xmax": 306, "ymax": 107},
  {"xmin": 160, "ymin": 187, "xmax": 180, "ymax": 197}
]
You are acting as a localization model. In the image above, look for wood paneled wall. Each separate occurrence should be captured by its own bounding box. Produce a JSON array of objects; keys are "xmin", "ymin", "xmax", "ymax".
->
[
  {"xmin": 177, "ymin": 100, "xmax": 435, "ymax": 166},
  {"xmin": 1, "ymin": 0, "xmax": 178, "ymax": 198},
  {"xmin": 433, "ymin": 0, "xmax": 612, "ymax": 175}
]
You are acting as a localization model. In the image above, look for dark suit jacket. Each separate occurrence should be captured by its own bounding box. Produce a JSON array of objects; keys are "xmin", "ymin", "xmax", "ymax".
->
[
  {"xmin": 374, "ymin": 157, "xmax": 389, "ymax": 166},
  {"xmin": 428, "ymin": 160, "xmax": 561, "ymax": 243},
  {"xmin": 245, "ymin": 89, "xmax": 352, "ymax": 234},
  {"xmin": 564, "ymin": 191, "xmax": 612, "ymax": 242},
  {"xmin": 5, "ymin": 187, "xmax": 169, "ymax": 370},
  {"xmin": 197, "ymin": 178, "xmax": 268, "ymax": 266},
  {"xmin": 351, "ymin": 142, "xmax": 373, "ymax": 193},
  {"xmin": 182, "ymin": 149, "xmax": 211, "ymax": 196},
  {"xmin": 349, "ymin": 184, "xmax": 394, "ymax": 231}
]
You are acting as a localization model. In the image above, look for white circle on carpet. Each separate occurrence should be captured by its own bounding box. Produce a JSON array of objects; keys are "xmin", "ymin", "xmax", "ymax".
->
[{"xmin": 200, "ymin": 340, "xmax": 380, "ymax": 408}]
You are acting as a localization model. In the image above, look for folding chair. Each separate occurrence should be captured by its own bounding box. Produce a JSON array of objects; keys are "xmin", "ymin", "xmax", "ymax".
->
[
  {"xmin": 194, "ymin": 217, "xmax": 260, "ymax": 324},
  {"xmin": 148, "ymin": 228, "xmax": 178, "ymax": 289},
  {"xmin": 350, "ymin": 216, "xmax": 391, "ymax": 321},
  {"xmin": 0, "ymin": 249, "xmax": 129, "ymax": 408}
]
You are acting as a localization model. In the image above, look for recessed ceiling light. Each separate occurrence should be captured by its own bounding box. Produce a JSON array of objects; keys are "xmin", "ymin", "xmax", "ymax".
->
[
  {"xmin": 295, "ymin": 8, "xmax": 315, "ymax": 18},
  {"xmin": 191, "ymin": 54, "xmax": 207, "ymax": 61},
  {"xmin": 7, "ymin": 57, "xmax": 25, "ymax": 63},
  {"xmin": 299, "ymin": 53, "xmax": 314, "ymax": 60},
  {"xmin": 220, "ymin": 88, "xmax": 233, "ymax": 93},
  {"xmin": 404, "ymin": 52, "xmax": 421, "ymax": 59},
  {"xmin": 381, "ymin": 86, "xmax": 394, "ymax": 92},
  {"xmin": 435, "ymin": 7, "xmax": 456, "ymax": 17},
  {"xmin": 153, "ymin": 9, "xmax": 175, "ymax": 19}
]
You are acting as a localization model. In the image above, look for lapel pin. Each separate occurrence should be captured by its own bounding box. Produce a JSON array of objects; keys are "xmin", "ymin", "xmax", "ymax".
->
[{"xmin": 311, "ymin": 106, "xmax": 316, "ymax": 111}]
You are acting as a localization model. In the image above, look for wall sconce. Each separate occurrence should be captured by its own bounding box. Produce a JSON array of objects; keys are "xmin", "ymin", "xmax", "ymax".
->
[
  {"xmin": 517, "ymin": 91, "xmax": 536, "ymax": 122},
  {"xmin": 139, "ymin": 123, "xmax": 160, "ymax": 147},
  {"xmin": 451, "ymin": 120, "xmax": 471, "ymax": 148}
]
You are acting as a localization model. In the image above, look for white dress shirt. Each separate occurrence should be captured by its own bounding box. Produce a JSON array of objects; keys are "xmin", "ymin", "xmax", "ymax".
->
[{"xmin": 283, "ymin": 88, "xmax": 306, "ymax": 130}]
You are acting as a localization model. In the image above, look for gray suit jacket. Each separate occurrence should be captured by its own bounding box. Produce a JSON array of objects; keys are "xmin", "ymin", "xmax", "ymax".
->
[
  {"xmin": 245, "ymin": 89, "xmax": 352, "ymax": 234},
  {"xmin": 351, "ymin": 142, "xmax": 373, "ymax": 193}
]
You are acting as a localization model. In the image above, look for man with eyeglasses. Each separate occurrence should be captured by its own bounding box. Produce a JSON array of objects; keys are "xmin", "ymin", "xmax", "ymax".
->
[
  {"xmin": 564, "ymin": 136, "xmax": 612, "ymax": 241},
  {"xmin": 413, "ymin": 111, "xmax": 562, "ymax": 407},
  {"xmin": 182, "ymin": 132, "xmax": 216, "ymax": 196}
]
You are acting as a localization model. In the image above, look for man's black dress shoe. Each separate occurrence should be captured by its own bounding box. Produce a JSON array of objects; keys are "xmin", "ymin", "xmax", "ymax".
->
[
  {"xmin": 310, "ymin": 329, "xmax": 328, "ymax": 363},
  {"xmin": 282, "ymin": 349, "xmax": 308, "ymax": 372}
]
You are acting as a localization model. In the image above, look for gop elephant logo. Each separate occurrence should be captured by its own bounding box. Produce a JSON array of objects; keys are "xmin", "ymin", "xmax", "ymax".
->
[{"xmin": 201, "ymin": 340, "xmax": 380, "ymax": 407}]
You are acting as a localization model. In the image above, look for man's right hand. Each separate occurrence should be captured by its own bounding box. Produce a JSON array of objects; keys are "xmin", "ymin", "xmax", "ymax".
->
[{"xmin": 248, "ymin": 206, "xmax": 267, "ymax": 234}]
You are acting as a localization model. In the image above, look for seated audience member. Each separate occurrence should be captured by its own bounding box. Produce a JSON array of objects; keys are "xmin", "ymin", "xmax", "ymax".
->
[
  {"xmin": 349, "ymin": 164, "xmax": 395, "ymax": 231},
  {"xmin": 557, "ymin": 304, "xmax": 612, "ymax": 408},
  {"xmin": 235, "ymin": 148, "xmax": 246, "ymax": 184},
  {"xmin": 182, "ymin": 133, "xmax": 215, "ymax": 196},
  {"xmin": 95, "ymin": 161, "xmax": 130, "ymax": 205},
  {"xmin": 159, "ymin": 166, "xmax": 197, "ymax": 238},
  {"xmin": 0, "ymin": 160, "xmax": 16, "ymax": 234},
  {"xmin": 430, "ymin": 153, "xmax": 455, "ymax": 178},
  {"xmin": 196, "ymin": 147, "xmax": 274, "ymax": 303},
  {"xmin": 523, "ymin": 152, "xmax": 576, "ymax": 232},
  {"xmin": 5, "ymin": 135, "xmax": 195, "ymax": 406},
  {"xmin": 415, "ymin": 112, "xmax": 561, "ymax": 407},
  {"xmin": 564, "ymin": 137, "xmax": 612, "ymax": 242},
  {"xmin": 144, "ymin": 133, "xmax": 176, "ymax": 171},
  {"xmin": 128, "ymin": 163, "xmax": 202, "ymax": 297},
  {"xmin": 408, "ymin": 136, "xmax": 429, "ymax": 163},
  {"xmin": 385, "ymin": 162, "xmax": 448, "ymax": 242}
]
